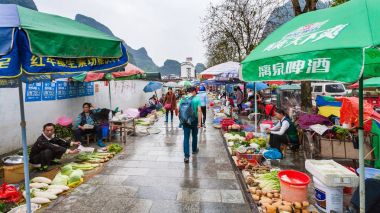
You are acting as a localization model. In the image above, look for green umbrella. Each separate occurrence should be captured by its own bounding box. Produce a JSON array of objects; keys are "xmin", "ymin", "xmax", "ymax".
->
[
  {"xmin": 241, "ymin": 1, "xmax": 380, "ymax": 211},
  {"xmin": 178, "ymin": 80, "xmax": 192, "ymax": 87},
  {"xmin": 349, "ymin": 77, "xmax": 380, "ymax": 89}
]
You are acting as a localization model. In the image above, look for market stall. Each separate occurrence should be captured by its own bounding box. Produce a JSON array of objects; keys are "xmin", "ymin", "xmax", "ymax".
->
[
  {"xmin": 241, "ymin": 0, "xmax": 380, "ymax": 211},
  {"xmin": 0, "ymin": 4, "xmax": 129, "ymax": 212}
]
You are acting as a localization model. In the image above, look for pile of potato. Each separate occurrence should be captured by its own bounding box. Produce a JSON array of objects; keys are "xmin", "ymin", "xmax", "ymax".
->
[{"xmin": 246, "ymin": 176, "xmax": 315, "ymax": 213}]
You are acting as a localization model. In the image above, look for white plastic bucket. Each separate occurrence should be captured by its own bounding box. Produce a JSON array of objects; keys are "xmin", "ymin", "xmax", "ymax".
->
[{"xmin": 313, "ymin": 176, "xmax": 343, "ymax": 213}]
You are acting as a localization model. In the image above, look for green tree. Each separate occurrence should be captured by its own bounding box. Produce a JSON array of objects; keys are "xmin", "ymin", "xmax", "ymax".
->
[{"xmin": 202, "ymin": 0, "xmax": 281, "ymax": 67}]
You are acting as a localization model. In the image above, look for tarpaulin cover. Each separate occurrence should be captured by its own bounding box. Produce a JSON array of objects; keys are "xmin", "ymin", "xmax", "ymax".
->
[
  {"xmin": 112, "ymin": 63, "xmax": 144, "ymax": 78},
  {"xmin": 318, "ymin": 106, "xmax": 341, "ymax": 118},
  {"xmin": 336, "ymin": 97, "xmax": 380, "ymax": 132},
  {"xmin": 298, "ymin": 113, "xmax": 333, "ymax": 129},
  {"xmin": 316, "ymin": 96, "xmax": 342, "ymax": 107},
  {"xmin": 371, "ymin": 120, "xmax": 380, "ymax": 169},
  {"xmin": 84, "ymin": 72, "xmax": 105, "ymax": 82}
]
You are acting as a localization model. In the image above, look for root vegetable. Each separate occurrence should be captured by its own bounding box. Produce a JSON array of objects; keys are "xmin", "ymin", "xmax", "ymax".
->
[
  {"xmin": 34, "ymin": 191, "xmax": 57, "ymax": 200},
  {"xmin": 265, "ymin": 205, "xmax": 277, "ymax": 213},
  {"xmin": 259, "ymin": 198, "xmax": 273, "ymax": 205},
  {"xmin": 274, "ymin": 192, "xmax": 279, "ymax": 198},
  {"xmin": 302, "ymin": 210, "xmax": 310, "ymax": 213},
  {"xmin": 256, "ymin": 190, "xmax": 262, "ymax": 196},
  {"xmin": 48, "ymin": 185, "xmax": 69, "ymax": 191},
  {"xmin": 249, "ymin": 187, "xmax": 257, "ymax": 194},
  {"xmin": 302, "ymin": 201, "xmax": 310, "ymax": 207},
  {"xmin": 267, "ymin": 192, "xmax": 273, "ymax": 198},
  {"xmin": 31, "ymin": 197, "xmax": 51, "ymax": 204},
  {"xmin": 278, "ymin": 205, "xmax": 293, "ymax": 212},
  {"xmin": 246, "ymin": 176, "xmax": 255, "ymax": 184},
  {"xmin": 252, "ymin": 194, "xmax": 260, "ymax": 201},
  {"xmin": 30, "ymin": 183, "xmax": 48, "ymax": 189},
  {"xmin": 31, "ymin": 177, "xmax": 52, "ymax": 184},
  {"xmin": 294, "ymin": 202, "xmax": 302, "ymax": 209},
  {"xmin": 45, "ymin": 188, "xmax": 63, "ymax": 195},
  {"xmin": 272, "ymin": 200, "xmax": 283, "ymax": 207},
  {"xmin": 282, "ymin": 201, "xmax": 292, "ymax": 206}
]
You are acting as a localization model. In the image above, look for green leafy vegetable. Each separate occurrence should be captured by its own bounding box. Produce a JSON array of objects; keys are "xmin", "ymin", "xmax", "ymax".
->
[{"xmin": 107, "ymin": 144, "xmax": 123, "ymax": 153}]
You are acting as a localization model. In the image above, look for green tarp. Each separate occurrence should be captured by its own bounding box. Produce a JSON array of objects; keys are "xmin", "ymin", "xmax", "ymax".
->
[{"xmin": 18, "ymin": 6, "xmax": 122, "ymax": 58}]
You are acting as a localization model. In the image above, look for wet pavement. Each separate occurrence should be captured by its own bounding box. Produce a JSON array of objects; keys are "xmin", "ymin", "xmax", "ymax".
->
[{"xmin": 44, "ymin": 114, "xmax": 252, "ymax": 213}]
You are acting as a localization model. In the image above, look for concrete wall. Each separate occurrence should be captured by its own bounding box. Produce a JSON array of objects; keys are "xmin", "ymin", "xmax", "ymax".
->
[{"xmin": 0, "ymin": 80, "xmax": 161, "ymax": 155}]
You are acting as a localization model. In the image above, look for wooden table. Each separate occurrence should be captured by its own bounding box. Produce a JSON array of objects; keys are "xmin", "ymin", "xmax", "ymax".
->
[{"xmin": 108, "ymin": 118, "xmax": 136, "ymax": 143}]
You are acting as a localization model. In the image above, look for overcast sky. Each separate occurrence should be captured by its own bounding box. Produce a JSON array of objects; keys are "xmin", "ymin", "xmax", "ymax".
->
[{"xmin": 34, "ymin": 0, "xmax": 223, "ymax": 66}]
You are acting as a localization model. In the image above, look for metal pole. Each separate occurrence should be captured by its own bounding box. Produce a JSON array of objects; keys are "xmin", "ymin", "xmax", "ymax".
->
[
  {"xmin": 18, "ymin": 80, "xmax": 31, "ymax": 213},
  {"xmin": 358, "ymin": 76, "xmax": 365, "ymax": 213},
  {"xmin": 254, "ymin": 83, "xmax": 257, "ymax": 134},
  {"xmin": 108, "ymin": 81, "xmax": 112, "ymax": 109}
]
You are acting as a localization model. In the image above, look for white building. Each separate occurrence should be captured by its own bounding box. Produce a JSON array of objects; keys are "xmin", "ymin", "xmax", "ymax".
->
[{"xmin": 180, "ymin": 57, "xmax": 195, "ymax": 80}]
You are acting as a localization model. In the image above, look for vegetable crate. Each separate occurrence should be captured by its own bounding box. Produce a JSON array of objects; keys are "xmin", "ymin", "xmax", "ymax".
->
[{"xmin": 236, "ymin": 152, "xmax": 263, "ymax": 163}]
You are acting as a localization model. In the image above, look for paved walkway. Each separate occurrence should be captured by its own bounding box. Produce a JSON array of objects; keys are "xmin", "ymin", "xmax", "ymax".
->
[{"xmin": 45, "ymin": 114, "xmax": 251, "ymax": 213}]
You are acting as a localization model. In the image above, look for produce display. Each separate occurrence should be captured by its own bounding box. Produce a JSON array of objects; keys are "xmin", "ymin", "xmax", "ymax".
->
[
  {"xmin": 75, "ymin": 152, "xmax": 114, "ymax": 163},
  {"xmin": 212, "ymin": 103, "xmax": 317, "ymax": 213},
  {"xmin": 23, "ymin": 176, "xmax": 71, "ymax": 205}
]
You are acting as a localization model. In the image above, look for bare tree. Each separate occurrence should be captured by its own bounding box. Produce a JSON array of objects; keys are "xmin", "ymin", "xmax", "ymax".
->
[{"xmin": 202, "ymin": 0, "xmax": 281, "ymax": 67}]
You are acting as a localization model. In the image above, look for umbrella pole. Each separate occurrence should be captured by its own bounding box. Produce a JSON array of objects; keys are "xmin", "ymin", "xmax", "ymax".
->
[
  {"xmin": 18, "ymin": 80, "xmax": 32, "ymax": 213},
  {"xmin": 358, "ymin": 76, "xmax": 365, "ymax": 213},
  {"xmin": 254, "ymin": 83, "xmax": 257, "ymax": 134},
  {"xmin": 108, "ymin": 81, "xmax": 112, "ymax": 109}
]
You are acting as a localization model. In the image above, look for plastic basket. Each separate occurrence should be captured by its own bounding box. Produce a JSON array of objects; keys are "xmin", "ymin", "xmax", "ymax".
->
[{"xmin": 236, "ymin": 152, "xmax": 263, "ymax": 163}]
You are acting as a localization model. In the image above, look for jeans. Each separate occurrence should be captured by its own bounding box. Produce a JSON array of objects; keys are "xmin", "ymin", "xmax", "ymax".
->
[
  {"xmin": 201, "ymin": 106, "xmax": 206, "ymax": 126},
  {"xmin": 166, "ymin": 110, "xmax": 173, "ymax": 121},
  {"xmin": 183, "ymin": 122, "xmax": 199, "ymax": 158},
  {"xmin": 74, "ymin": 125, "xmax": 103, "ymax": 142}
]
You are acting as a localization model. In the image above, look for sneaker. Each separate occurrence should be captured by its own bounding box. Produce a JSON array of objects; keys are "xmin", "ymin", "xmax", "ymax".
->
[
  {"xmin": 184, "ymin": 158, "xmax": 189, "ymax": 163},
  {"xmin": 164, "ymin": 120, "xmax": 168, "ymax": 123},
  {"xmin": 192, "ymin": 148, "xmax": 199, "ymax": 154}
]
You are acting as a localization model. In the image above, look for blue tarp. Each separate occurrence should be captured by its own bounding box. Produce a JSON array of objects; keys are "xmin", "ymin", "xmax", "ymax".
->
[{"xmin": 316, "ymin": 95, "xmax": 342, "ymax": 107}]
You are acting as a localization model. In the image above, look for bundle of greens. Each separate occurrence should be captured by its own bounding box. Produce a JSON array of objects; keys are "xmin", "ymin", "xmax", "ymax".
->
[
  {"xmin": 255, "ymin": 171, "xmax": 280, "ymax": 192},
  {"xmin": 107, "ymin": 144, "xmax": 123, "ymax": 153}
]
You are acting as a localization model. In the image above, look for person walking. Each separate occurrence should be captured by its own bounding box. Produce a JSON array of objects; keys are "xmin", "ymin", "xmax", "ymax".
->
[
  {"xmin": 234, "ymin": 86, "xmax": 244, "ymax": 114},
  {"xmin": 197, "ymin": 85, "xmax": 208, "ymax": 128},
  {"xmin": 177, "ymin": 86, "xmax": 202, "ymax": 163},
  {"xmin": 164, "ymin": 87, "xmax": 177, "ymax": 122}
]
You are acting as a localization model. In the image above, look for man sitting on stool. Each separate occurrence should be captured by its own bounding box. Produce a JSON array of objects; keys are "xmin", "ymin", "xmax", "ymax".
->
[
  {"xmin": 73, "ymin": 102, "xmax": 104, "ymax": 147},
  {"xmin": 30, "ymin": 123, "xmax": 80, "ymax": 168}
]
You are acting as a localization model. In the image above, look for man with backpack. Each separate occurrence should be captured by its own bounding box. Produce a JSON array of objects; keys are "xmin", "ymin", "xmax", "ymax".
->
[{"xmin": 177, "ymin": 86, "xmax": 202, "ymax": 163}]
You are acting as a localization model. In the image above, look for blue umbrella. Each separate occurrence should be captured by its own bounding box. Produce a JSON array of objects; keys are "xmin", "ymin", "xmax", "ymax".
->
[
  {"xmin": 143, "ymin": 81, "xmax": 163, "ymax": 93},
  {"xmin": 246, "ymin": 82, "xmax": 268, "ymax": 91}
]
